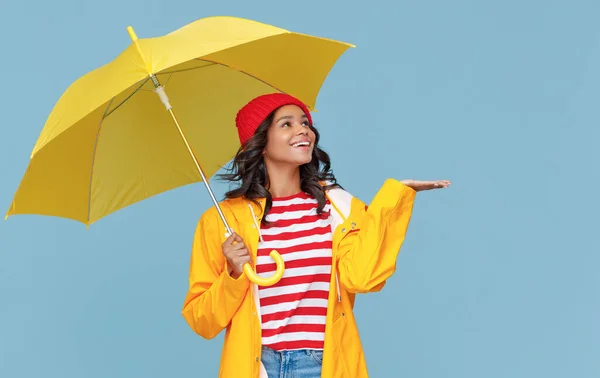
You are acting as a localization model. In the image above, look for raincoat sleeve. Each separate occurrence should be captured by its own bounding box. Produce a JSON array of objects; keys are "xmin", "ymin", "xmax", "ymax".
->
[
  {"xmin": 181, "ymin": 208, "xmax": 250, "ymax": 339},
  {"xmin": 337, "ymin": 179, "xmax": 416, "ymax": 293}
]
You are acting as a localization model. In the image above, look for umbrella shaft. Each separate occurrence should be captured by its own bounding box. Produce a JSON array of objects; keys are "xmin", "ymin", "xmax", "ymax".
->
[{"xmin": 166, "ymin": 108, "xmax": 233, "ymax": 235}]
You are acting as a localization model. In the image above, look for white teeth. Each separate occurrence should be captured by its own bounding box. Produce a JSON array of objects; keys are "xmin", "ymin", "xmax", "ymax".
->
[{"xmin": 292, "ymin": 142, "xmax": 310, "ymax": 147}]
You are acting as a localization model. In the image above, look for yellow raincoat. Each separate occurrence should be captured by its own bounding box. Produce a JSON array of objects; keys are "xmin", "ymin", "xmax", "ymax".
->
[{"xmin": 182, "ymin": 178, "xmax": 416, "ymax": 377}]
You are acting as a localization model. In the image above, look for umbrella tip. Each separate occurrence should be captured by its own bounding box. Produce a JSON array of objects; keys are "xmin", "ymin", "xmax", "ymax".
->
[
  {"xmin": 4, "ymin": 214, "xmax": 7, "ymax": 221},
  {"xmin": 127, "ymin": 26, "xmax": 138, "ymax": 42}
]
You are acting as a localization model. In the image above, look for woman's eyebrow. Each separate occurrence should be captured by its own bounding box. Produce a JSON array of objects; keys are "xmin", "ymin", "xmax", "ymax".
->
[
  {"xmin": 276, "ymin": 114, "xmax": 307, "ymax": 123},
  {"xmin": 275, "ymin": 115, "xmax": 293, "ymax": 123}
]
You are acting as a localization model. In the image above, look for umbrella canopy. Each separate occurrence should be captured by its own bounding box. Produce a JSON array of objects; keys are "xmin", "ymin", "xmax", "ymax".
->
[{"xmin": 6, "ymin": 16, "xmax": 353, "ymax": 227}]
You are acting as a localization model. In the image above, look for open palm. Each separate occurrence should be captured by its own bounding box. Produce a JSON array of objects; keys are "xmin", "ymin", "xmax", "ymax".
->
[{"xmin": 401, "ymin": 179, "xmax": 451, "ymax": 192}]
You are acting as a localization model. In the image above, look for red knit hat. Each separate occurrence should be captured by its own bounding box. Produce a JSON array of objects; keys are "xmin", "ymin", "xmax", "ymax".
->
[{"xmin": 235, "ymin": 93, "xmax": 313, "ymax": 146}]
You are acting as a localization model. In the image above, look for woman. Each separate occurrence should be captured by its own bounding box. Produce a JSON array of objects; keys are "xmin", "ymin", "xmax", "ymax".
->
[{"xmin": 182, "ymin": 93, "xmax": 450, "ymax": 378}]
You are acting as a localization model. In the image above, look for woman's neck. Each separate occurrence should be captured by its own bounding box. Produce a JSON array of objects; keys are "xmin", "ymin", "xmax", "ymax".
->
[{"xmin": 265, "ymin": 163, "xmax": 302, "ymax": 198}]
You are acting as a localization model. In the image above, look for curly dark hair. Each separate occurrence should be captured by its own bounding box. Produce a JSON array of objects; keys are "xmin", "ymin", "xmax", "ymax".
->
[{"xmin": 218, "ymin": 110, "xmax": 340, "ymax": 224}]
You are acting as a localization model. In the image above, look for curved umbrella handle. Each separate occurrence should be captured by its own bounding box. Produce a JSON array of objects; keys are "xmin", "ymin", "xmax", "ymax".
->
[{"xmin": 243, "ymin": 250, "xmax": 285, "ymax": 287}]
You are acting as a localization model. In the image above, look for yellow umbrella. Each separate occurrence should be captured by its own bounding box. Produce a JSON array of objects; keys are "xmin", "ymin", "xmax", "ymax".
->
[{"xmin": 5, "ymin": 16, "xmax": 354, "ymax": 286}]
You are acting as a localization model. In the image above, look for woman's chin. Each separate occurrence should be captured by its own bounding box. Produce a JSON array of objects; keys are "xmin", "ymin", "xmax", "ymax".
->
[
  {"xmin": 297, "ymin": 156, "xmax": 314, "ymax": 166},
  {"xmin": 273, "ymin": 150, "xmax": 314, "ymax": 166},
  {"xmin": 291, "ymin": 148, "xmax": 314, "ymax": 165}
]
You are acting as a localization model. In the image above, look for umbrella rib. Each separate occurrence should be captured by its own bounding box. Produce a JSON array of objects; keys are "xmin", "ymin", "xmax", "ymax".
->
[
  {"xmin": 87, "ymin": 97, "xmax": 115, "ymax": 225},
  {"xmin": 163, "ymin": 72, "xmax": 175, "ymax": 87},
  {"xmin": 195, "ymin": 58, "xmax": 286, "ymax": 94},
  {"xmin": 104, "ymin": 78, "xmax": 150, "ymax": 119},
  {"xmin": 155, "ymin": 63, "xmax": 218, "ymax": 76}
]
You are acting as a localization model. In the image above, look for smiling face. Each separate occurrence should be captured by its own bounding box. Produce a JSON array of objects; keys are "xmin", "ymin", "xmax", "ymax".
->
[{"xmin": 263, "ymin": 104, "xmax": 316, "ymax": 167}]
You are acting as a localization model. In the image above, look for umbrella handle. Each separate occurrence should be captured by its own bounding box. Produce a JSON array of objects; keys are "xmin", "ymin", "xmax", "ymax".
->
[
  {"xmin": 224, "ymin": 231, "xmax": 285, "ymax": 287},
  {"xmin": 243, "ymin": 250, "xmax": 285, "ymax": 287}
]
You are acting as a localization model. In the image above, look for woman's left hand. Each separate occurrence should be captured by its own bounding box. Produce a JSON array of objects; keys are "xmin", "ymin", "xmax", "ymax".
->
[{"xmin": 400, "ymin": 179, "xmax": 451, "ymax": 192}]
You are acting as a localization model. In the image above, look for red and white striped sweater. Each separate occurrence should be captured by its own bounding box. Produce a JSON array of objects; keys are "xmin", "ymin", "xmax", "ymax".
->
[{"xmin": 255, "ymin": 191, "xmax": 333, "ymax": 351}]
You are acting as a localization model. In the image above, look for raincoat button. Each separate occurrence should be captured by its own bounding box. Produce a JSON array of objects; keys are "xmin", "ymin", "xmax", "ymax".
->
[
  {"xmin": 341, "ymin": 228, "xmax": 346, "ymax": 233},
  {"xmin": 256, "ymin": 357, "xmax": 259, "ymax": 362},
  {"xmin": 251, "ymin": 224, "xmax": 256, "ymax": 228},
  {"xmin": 351, "ymin": 222, "xmax": 356, "ymax": 229}
]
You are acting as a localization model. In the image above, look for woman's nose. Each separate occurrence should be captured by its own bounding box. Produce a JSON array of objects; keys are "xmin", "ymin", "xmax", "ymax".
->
[{"xmin": 295, "ymin": 124, "xmax": 308, "ymax": 135}]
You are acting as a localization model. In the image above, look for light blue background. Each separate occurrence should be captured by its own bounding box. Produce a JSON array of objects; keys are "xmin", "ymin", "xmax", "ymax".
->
[{"xmin": 1, "ymin": 1, "xmax": 599, "ymax": 377}]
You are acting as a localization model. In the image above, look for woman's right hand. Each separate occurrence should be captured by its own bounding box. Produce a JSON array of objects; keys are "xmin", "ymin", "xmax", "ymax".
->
[{"xmin": 222, "ymin": 232, "xmax": 252, "ymax": 279}]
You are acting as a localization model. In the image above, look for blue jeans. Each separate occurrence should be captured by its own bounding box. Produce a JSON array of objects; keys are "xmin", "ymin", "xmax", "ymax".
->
[{"xmin": 261, "ymin": 346, "xmax": 323, "ymax": 378}]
